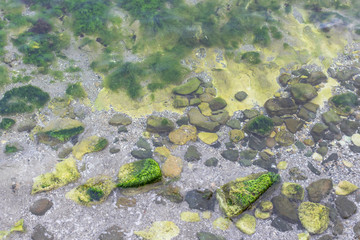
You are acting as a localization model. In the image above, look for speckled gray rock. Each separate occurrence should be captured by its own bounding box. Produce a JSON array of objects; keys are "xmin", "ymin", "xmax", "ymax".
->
[
  {"xmin": 31, "ymin": 224, "xmax": 54, "ymax": 240},
  {"xmin": 30, "ymin": 198, "xmax": 53, "ymax": 216},
  {"xmin": 335, "ymin": 196, "xmax": 357, "ymax": 219}
]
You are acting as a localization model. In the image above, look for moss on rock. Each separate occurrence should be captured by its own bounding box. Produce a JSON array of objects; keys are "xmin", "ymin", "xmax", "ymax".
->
[
  {"xmin": 216, "ymin": 172, "xmax": 280, "ymax": 218},
  {"xmin": 0, "ymin": 118, "xmax": 15, "ymax": 130},
  {"xmin": 32, "ymin": 158, "xmax": 80, "ymax": 194},
  {"xmin": 298, "ymin": 202, "xmax": 329, "ymax": 234},
  {"xmin": 172, "ymin": 78, "xmax": 201, "ymax": 95},
  {"xmin": 72, "ymin": 136, "xmax": 108, "ymax": 160},
  {"xmin": 329, "ymin": 92, "xmax": 358, "ymax": 115},
  {"xmin": 117, "ymin": 158, "xmax": 162, "ymax": 188},
  {"xmin": 66, "ymin": 176, "xmax": 115, "ymax": 206},
  {"xmin": 245, "ymin": 115, "xmax": 274, "ymax": 137}
]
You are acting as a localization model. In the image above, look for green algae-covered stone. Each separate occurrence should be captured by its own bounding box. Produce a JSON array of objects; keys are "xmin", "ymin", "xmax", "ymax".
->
[
  {"xmin": 298, "ymin": 202, "xmax": 329, "ymax": 234},
  {"xmin": 32, "ymin": 158, "xmax": 80, "ymax": 194},
  {"xmin": 0, "ymin": 118, "xmax": 15, "ymax": 130},
  {"xmin": 72, "ymin": 136, "xmax": 108, "ymax": 160},
  {"xmin": 216, "ymin": 172, "xmax": 280, "ymax": 218},
  {"xmin": 244, "ymin": 115, "xmax": 274, "ymax": 137},
  {"xmin": 329, "ymin": 92, "xmax": 358, "ymax": 115},
  {"xmin": 146, "ymin": 116, "xmax": 175, "ymax": 133},
  {"xmin": 172, "ymin": 78, "xmax": 201, "ymax": 95},
  {"xmin": 235, "ymin": 214, "xmax": 256, "ymax": 235},
  {"xmin": 290, "ymin": 83, "xmax": 318, "ymax": 104},
  {"xmin": 281, "ymin": 182, "xmax": 304, "ymax": 201},
  {"xmin": 117, "ymin": 159, "xmax": 162, "ymax": 188},
  {"xmin": 66, "ymin": 176, "xmax": 116, "ymax": 206}
]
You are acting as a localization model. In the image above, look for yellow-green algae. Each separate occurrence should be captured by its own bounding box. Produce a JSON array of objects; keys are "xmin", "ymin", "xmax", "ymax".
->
[
  {"xmin": 65, "ymin": 176, "xmax": 115, "ymax": 206},
  {"xmin": 134, "ymin": 221, "xmax": 180, "ymax": 240},
  {"xmin": 31, "ymin": 158, "xmax": 80, "ymax": 194},
  {"xmin": 216, "ymin": 172, "xmax": 279, "ymax": 218},
  {"xmin": 117, "ymin": 158, "xmax": 162, "ymax": 188},
  {"xmin": 0, "ymin": 219, "xmax": 24, "ymax": 240},
  {"xmin": 298, "ymin": 202, "xmax": 329, "ymax": 234},
  {"xmin": 72, "ymin": 136, "xmax": 108, "ymax": 160}
]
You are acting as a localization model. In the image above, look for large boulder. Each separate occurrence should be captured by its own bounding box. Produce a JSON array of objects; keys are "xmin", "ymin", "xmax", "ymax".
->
[
  {"xmin": 146, "ymin": 116, "xmax": 175, "ymax": 133},
  {"xmin": 188, "ymin": 108, "xmax": 220, "ymax": 132},
  {"xmin": 298, "ymin": 202, "xmax": 329, "ymax": 234},
  {"xmin": 264, "ymin": 98, "xmax": 298, "ymax": 117},
  {"xmin": 216, "ymin": 172, "xmax": 279, "ymax": 218},
  {"xmin": 290, "ymin": 83, "xmax": 318, "ymax": 104}
]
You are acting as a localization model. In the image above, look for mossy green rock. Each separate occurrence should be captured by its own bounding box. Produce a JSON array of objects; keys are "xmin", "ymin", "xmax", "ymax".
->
[
  {"xmin": 281, "ymin": 182, "xmax": 304, "ymax": 200},
  {"xmin": 264, "ymin": 98, "xmax": 298, "ymax": 117},
  {"xmin": 235, "ymin": 214, "xmax": 256, "ymax": 235},
  {"xmin": 32, "ymin": 158, "xmax": 80, "ymax": 194},
  {"xmin": 72, "ymin": 136, "xmax": 108, "ymax": 160},
  {"xmin": 173, "ymin": 78, "xmax": 201, "ymax": 95},
  {"xmin": 188, "ymin": 108, "xmax": 220, "ymax": 132},
  {"xmin": 245, "ymin": 115, "xmax": 274, "ymax": 137},
  {"xmin": 0, "ymin": 118, "xmax": 15, "ymax": 130},
  {"xmin": 275, "ymin": 130, "xmax": 295, "ymax": 146},
  {"xmin": 37, "ymin": 118, "xmax": 84, "ymax": 146},
  {"xmin": 173, "ymin": 95, "xmax": 189, "ymax": 108},
  {"xmin": 290, "ymin": 83, "xmax": 318, "ymax": 104},
  {"xmin": 322, "ymin": 110, "xmax": 341, "ymax": 125},
  {"xmin": 146, "ymin": 116, "xmax": 175, "ymax": 133},
  {"xmin": 216, "ymin": 172, "xmax": 280, "ymax": 218},
  {"xmin": 330, "ymin": 92, "xmax": 358, "ymax": 115},
  {"xmin": 209, "ymin": 97, "xmax": 227, "ymax": 111},
  {"xmin": 66, "ymin": 176, "xmax": 116, "ymax": 206},
  {"xmin": 117, "ymin": 159, "xmax": 162, "ymax": 188},
  {"xmin": 298, "ymin": 202, "xmax": 329, "ymax": 234}
]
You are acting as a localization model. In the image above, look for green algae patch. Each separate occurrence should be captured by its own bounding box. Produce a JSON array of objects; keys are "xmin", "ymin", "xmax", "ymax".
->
[
  {"xmin": 0, "ymin": 118, "xmax": 15, "ymax": 130},
  {"xmin": 72, "ymin": 136, "xmax": 108, "ymax": 160},
  {"xmin": 329, "ymin": 92, "xmax": 358, "ymax": 115},
  {"xmin": 0, "ymin": 219, "xmax": 25, "ymax": 240},
  {"xmin": 31, "ymin": 158, "xmax": 80, "ymax": 194},
  {"xmin": 66, "ymin": 176, "xmax": 116, "ymax": 206},
  {"xmin": 36, "ymin": 118, "xmax": 84, "ymax": 146},
  {"xmin": 117, "ymin": 158, "xmax": 162, "ymax": 188},
  {"xmin": 217, "ymin": 172, "xmax": 280, "ymax": 218},
  {"xmin": 298, "ymin": 202, "xmax": 329, "ymax": 234},
  {"xmin": 66, "ymin": 82, "xmax": 87, "ymax": 99},
  {"xmin": 172, "ymin": 77, "xmax": 201, "ymax": 95},
  {"xmin": 245, "ymin": 115, "xmax": 274, "ymax": 137},
  {"xmin": 0, "ymin": 85, "xmax": 50, "ymax": 115},
  {"xmin": 134, "ymin": 221, "xmax": 180, "ymax": 240}
]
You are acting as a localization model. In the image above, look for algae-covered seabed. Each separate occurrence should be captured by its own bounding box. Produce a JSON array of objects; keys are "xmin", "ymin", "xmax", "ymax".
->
[{"xmin": 1, "ymin": 0, "xmax": 360, "ymax": 240}]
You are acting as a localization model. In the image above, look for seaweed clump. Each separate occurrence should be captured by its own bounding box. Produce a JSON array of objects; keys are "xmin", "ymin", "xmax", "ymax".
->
[
  {"xmin": 245, "ymin": 115, "xmax": 274, "ymax": 136},
  {"xmin": 117, "ymin": 158, "xmax": 162, "ymax": 188},
  {"xmin": 5, "ymin": 144, "xmax": 19, "ymax": 154},
  {"xmin": 241, "ymin": 52, "xmax": 261, "ymax": 65},
  {"xmin": 330, "ymin": 92, "xmax": 358, "ymax": 114},
  {"xmin": 0, "ymin": 118, "xmax": 16, "ymax": 130},
  {"xmin": 66, "ymin": 82, "xmax": 87, "ymax": 99},
  {"xmin": 0, "ymin": 85, "xmax": 50, "ymax": 115}
]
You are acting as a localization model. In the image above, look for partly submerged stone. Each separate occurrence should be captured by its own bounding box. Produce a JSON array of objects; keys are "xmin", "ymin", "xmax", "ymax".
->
[
  {"xmin": 264, "ymin": 98, "xmax": 298, "ymax": 117},
  {"xmin": 188, "ymin": 108, "xmax": 220, "ymax": 132},
  {"xmin": 66, "ymin": 176, "xmax": 115, "ymax": 206},
  {"xmin": 108, "ymin": 113, "xmax": 132, "ymax": 126},
  {"xmin": 32, "ymin": 158, "xmax": 80, "ymax": 194},
  {"xmin": 37, "ymin": 118, "xmax": 84, "ymax": 146},
  {"xmin": 290, "ymin": 83, "xmax": 318, "ymax": 104},
  {"xmin": 135, "ymin": 221, "xmax": 179, "ymax": 240},
  {"xmin": 173, "ymin": 78, "xmax": 201, "ymax": 95},
  {"xmin": 72, "ymin": 136, "xmax": 108, "ymax": 160},
  {"xmin": 235, "ymin": 214, "xmax": 256, "ymax": 235},
  {"xmin": 117, "ymin": 159, "xmax": 162, "ymax": 188},
  {"xmin": 146, "ymin": 116, "xmax": 175, "ymax": 133},
  {"xmin": 216, "ymin": 172, "xmax": 280, "ymax": 218},
  {"xmin": 329, "ymin": 92, "xmax": 358, "ymax": 115},
  {"xmin": 209, "ymin": 97, "xmax": 227, "ymax": 111},
  {"xmin": 168, "ymin": 125, "xmax": 197, "ymax": 145},
  {"xmin": 298, "ymin": 202, "xmax": 329, "ymax": 234},
  {"xmin": 335, "ymin": 180, "xmax": 358, "ymax": 195}
]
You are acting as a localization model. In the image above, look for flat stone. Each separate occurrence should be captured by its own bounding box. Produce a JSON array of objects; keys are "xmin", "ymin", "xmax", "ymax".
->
[
  {"xmin": 354, "ymin": 222, "xmax": 360, "ymax": 238},
  {"xmin": 108, "ymin": 113, "xmax": 132, "ymax": 126},
  {"xmin": 180, "ymin": 211, "xmax": 200, "ymax": 222},
  {"xmin": 235, "ymin": 91, "xmax": 248, "ymax": 101},
  {"xmin": 307, "ymin": 71, "xmax": 327, "ymax": 85},
  {"xmin": 229, "ymin": 129, "xmax": 245, "ymax": 143},
  {"xmin": 284, "ymin": 119, "xmax": 304, "ymax": 133},
  {"xmin": 264, "ymin": 98, "xmax": 298, "ymax": 117},
  {"xmin": 248, "ymin": 135, "xmax": 266, "ymax": 151},
  {"xmin": 281, "ymin": 182, "xmax": 304, "ymax": 201},
  {"xmin": 322, "ymin": 110, "xmax": 341, "ymax": 125},
  {"xmin": 335, "ymin": 196, "xmax": 357, "ymax": 219},
  {"xmin": 306, "ymin": 179, "xmax": 333, "ymax": 203},
  {"xmin": 318, "ymin": 234, "xmax": 333, "ymax": 240},
  {"xmin": 169, "ymin": 125, "xmax": 197, "ymax": 145},
  {"xmin": 134, "ymin": 221, "xmax": 179, "ymax": 240},
  {"xmin": 31, "ymin": 224, "xmax": 54, "ymax": 240},
  {"xmin": 209, "ymin": 110, "xmax": 229, "ymax": 124},
  {"xmin": 209, "ymin": 97, "xmax": 227, "ymax": 111},
  {"xmin": 161, "ymin": 156, "xmax": 183, "ymax": 178},
  {"xmin": 173, "ymin": 95, "xmax": 189, "ymax": 108},
  {"xmin": 116, "ymin": 197, "xmax": 136, "ymax": 208},
  {"xmin": 277, "ymin": 161, "xmax": 288, "ymax": 170},
  {"xmin": 30, "ymin": 198, "xmax": 53, "ymax": 216},
  {"xmin": 226, "ymin": 119, "xmax": 241, "ymax": 129},
  {"xmin": 221, "ymin": 149, "xmax": 239, "ymax": 162},
  {"xmin": 335, "ymin": 181, "xmax": 358, "ymax": 195},
  {"xmin": 298, "ymin": 202, "xmax": 329, "ymax": 234},
  {"xmin": 289, "ymin": 167, "xmax": 308, "ymax": 181},
  {"xmin": 290, "ymin": 83, "xmax": 318, "ymax": 104},
  {"xmin": 146, "ymin": 116, "xmax": 175, "ymax": 133},
  {"xmin": 198, "ymin": 132, "xmax": 218, "ymax": 145},
  {"xmin": 243, "ymin": 109, "xmax": 260, "ymax": 119},
  {"xmin": 235, "ymin": 214, "xmax": 256, "ymax": 235},
  {"xmin": 271, "ymin": 217, "xmax": 293, "ymax": 232},
  {"xmin": 310, "ymin": 123, "xmax": 328, "ymax": 142},
  {"xmin": 173, "ymin": 78, "xmax": 201, "ymax": 95},
  {"xmin": 98, "ymin": 225, "xmax": 124, "ymax": 240},
  {"xmin": 275, "ymin": 130, "xmax": 295, "ymax": 146},
  {"xmin": 351, "ymin": 134, "xmax": 360, "ymax": 147},
  {"xmin": 212, "ymin": 217, "xmax": 231, "ymax": 231},
  {"xmin": 340, "ymin": 120, "xmax": 359, "ymax": 136},
  {"xmin": 188, "ymin": 108, "xmax": 220, "ymax": 133},
  {"xmin": 272, "ymin": 195, "xmax": 299, "ymax": 223},
  {"xmin": 196, "ymin": 232, "xmax": 226, "ymax": 240},
  {"xmin": 158, "ymin": 186, "xmax": 183, "ymax": 203},
  {"xmin": 131, "ymin": 149, "xmax": 152, "ymax": 159},
  {"xmin": 184, "ymin": 145, "xmax": 201, "ymax": 162},
  {"xmin": 298, "ymin": 232, "xmax": 310, "ymax": 240},
  {"xmin": 204, "ymin": 157, "xmax": 218, "ymax": 167},
  {"xmin": 303, "ymin": 102, "xmax": 319, "ymax": 113},
  {"xmin": 198, "ymin": 102, "xmax": 212, "ymax": 116},
  {"xmin": 185, "ymin": 189, "xmax": 216, "ymax": 211}
]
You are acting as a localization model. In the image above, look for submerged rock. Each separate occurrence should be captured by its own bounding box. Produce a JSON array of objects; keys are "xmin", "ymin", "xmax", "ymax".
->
[
  {"xmin": 290, "ymin": 83, "xmax": 318, "ymax": 104},
  {"xmin": 335, "ymin": 180, "xmax": 358, "ymax": 195},
  {"xmin": 31, "ymin": 224, "xmax": 54, "ymax": 240},
  {"xmin": 72, "ymin": 136, "xmax": 108, "ymax": 160},
  {"xmin": 216, "ymin": 172, "xmax": 279, "ymax": 218},
  {"xmin": 298, "ymin": 202, "xmax": 329, "ymax": 234},
  {"xmin": 235, "ymin": 91, "xmax": 248, "ymax": 101},
  {"xmin": 134, "ymin": 221, "xmax": 179, "ymax": 240},
  {"xmin": 146, "ymin": 116, "xmax": 175, "ymax": 133},
  {"xmin": 117, "ymin": 159, "xmax": 162, "ymax": 188},
  {"xmin": 185, "ymin": 189, "xmax": 216, "ymax": 211},
  {"xmin": 37, "ymin": 118, "xmax": 84, "ymax": 146},
  {"xmin": 329, "ymin": 92, "xmax": 358, "ymax": 115},
  {"xmin": 188, "ymin": 108, "xmax": 220, "ymax": 132},
  {"xmin": 66, "ymin": 176, "xmax": 115, "ymax": 206},
  {"xmin": 306, "ymin": 179, "xmax": 333, "ymax": 203},
  {"xmin": 236, "ymin": 214, "xmax": 256, "ymax": 235},
  {"xmin": 98, "ymin": 225, "xmax": 124, "ymax": 240},
  {"xmin": 184, "ymin": 145, "xmax": 201, "ymax": 162},
  {"xmin": 272, "ymin": 195, "xmax": 299, "ymax": 223},
  {"xmin": 169, "ymin": 125, "xmax": 197, "ymax": 145},
  {"xmin": 335, "ymin": 196, "xmax": 357, "ymax": 219},
  {"xmin": 281, "ymin": 182, "xmax": 304, "ymax": 201},
  {"xmin": 209, "ymin": 97, "xmax": 227, "ymax": 111},
  {"xmin": 244, "ymin": 115, "xmax": 274, "ymax": 137},
  {"xmin": 275, "ymin": 130, "xmax": 295, "ymax": 146},
  {"xmin": 108, "ymin": 113, "xmax": 132, "ymax": 126},
  {"xmin": 196, "ymin": 232, "xmax": 226, "ymax": 240},
  {"xmin": 32, "ymin": 158, "xmax": 80, "ymax": 194},
  {"xmin": 173, "ymin": 78, "xmax": 201, "ymax": 95},
  {"xmin": 30, "ymin": 198, "xmax": 53, "ymax": 216},
  {"xmin": 264, "ymin": 98, "xmax": 298, "ymax": 117},
  {"xmin": 310, "ymin": 123, "xmax": 328, "ymax": 142}
]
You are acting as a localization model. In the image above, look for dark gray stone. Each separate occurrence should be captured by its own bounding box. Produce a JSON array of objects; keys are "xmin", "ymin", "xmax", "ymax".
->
[
  {"xmin": 335, "ymin": 196, "xmax": 357, "ymax": 219},
  {"xmin": 30, "ymin": 198, "xmax": 53, "ymax": 216},
  {"xmin": 332, "ymin": 218, "xmax": 344, "ymax": 236},
  {"xmin": 307, "ymin": 71, "xmax": 328, "ymax": 85},
  {"xmin": 221, "ymin": 149, "xmax": 239, "ymax": 162},
  {"xmin": 310, "ymin": 123, "xmax": 328, "ymax": 142},
  {"xmin": 322, "ymin": 153, "xmax": 338, "ymax": 165},
  {"xmin": 117, "ymin": 126, "xmax": 128, "ymax": 133},
  {"xmin": 284, "ymin": 119, "xmax": 304, "ymax": 133},
  {"xmin": 318, "ymin": 234, "xmax": 333, "ymax": 240},
  {"xmin": 136, "ymin": 137, "xmax": 151, "ymax": 151},
  {"xmin": 307, "ymin": 162, "xmax": 321, "ymax": 176},
  {"xmin": 197, "ymin": 232, "xmax": 226, "ymax": 240},
  {"xmin": 272, "ymin": 195, "xmax": 299, "ymax": 223},
  {"xmin": 264, "ymin": 98, "xmax": 298, "ymax": 117},
  {"xmin": 235, "ymin": 91, "xmax": 248, "ymax": 102},
  {"xmin": 306, "ymin": 179, "xmax": 333, "ymax": 203},
  {"xmin": 350, "ymin": 145, "xmax": 360, "ymax": 153},
  {"xmin": 31, "ymin": 224, "xmax": 54, "ymax": 240},
  {"xmin": 240, "ymin": 149, "xmax": 258, "ymax": 160},
  {"xmin": 340, "ymin": 120, "xmax": 360, "ymax": 136},
  {"xmin": 130, "ymin": 149, "xmax": 152, "ymax": 159},
  {"xmin": 353, "ymin": 222, "xmax": 360, "ymax": 238},
  {"xmin": 176, "ymin": 116, "xmax": 189, "ymax": 126},
  {"xmin": 98, "ymin": 225, "xmax": 124, "ymax": 240},
  {"xmin": 248, "ymin": 135, "xmax": 266, "ymax": 151},
  {"xmin": 185, "ymin": 189, "xmax": 216, "ymax": 211},
  {"xmin": 204, "ymin": 157, "xmax": 218, "ymax": 167},
  {"xmin": 271, "ymin": 217, "xmax": 293, "ymax": 232},
  {"xmin": 109, "ymin": 147, "xmax": 120, "ymax": 154},
  {"xmin": 185, "ymin": 145, "xmax": 201, "ymax": 162}
]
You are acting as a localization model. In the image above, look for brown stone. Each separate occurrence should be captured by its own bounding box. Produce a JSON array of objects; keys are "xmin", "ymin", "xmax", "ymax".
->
[
  {"xmin": 168, "ymin": 125, "xmax": 197, "ymax": 145},
  {"xmin": 30, "ymin": 198, "xmax": 53, "ymax": 216},
  {"xmin": 162, "ymin": 156, "xmax": 183, "ymax": 178}
]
